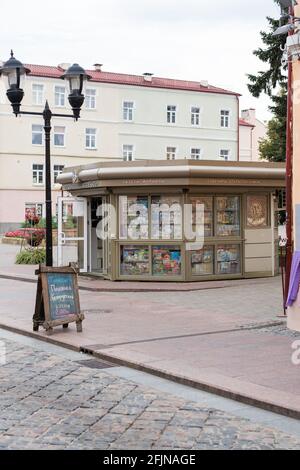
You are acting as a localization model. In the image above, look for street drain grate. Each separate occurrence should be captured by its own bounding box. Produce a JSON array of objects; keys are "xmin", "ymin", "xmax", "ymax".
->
[
  {"xmin": 83, "ymin": 309, "xmax": 113, "ymax": 315},
  {"xmin": 76, "ymin": 359, "xmax": 117, "ymax": 369}
]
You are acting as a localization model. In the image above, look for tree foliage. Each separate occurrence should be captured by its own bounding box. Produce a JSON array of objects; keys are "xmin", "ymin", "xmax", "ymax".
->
[{"xmin": 247, "ymin": 2, "xmax": 288, "ymax": 162}]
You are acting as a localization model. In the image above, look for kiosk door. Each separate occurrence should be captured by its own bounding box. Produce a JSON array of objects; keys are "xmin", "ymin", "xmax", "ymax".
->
[{"xmin": 57, "ymin": 197, "xmax": 88, "ymax": 272}]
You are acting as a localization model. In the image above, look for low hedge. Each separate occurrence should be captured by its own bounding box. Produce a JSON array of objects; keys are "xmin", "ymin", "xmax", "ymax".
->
[{"xmin": 15, "ymin": 248, "xmax": 46, "ymax": 265}]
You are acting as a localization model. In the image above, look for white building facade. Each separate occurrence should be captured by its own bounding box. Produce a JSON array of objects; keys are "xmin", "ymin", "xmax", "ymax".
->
[
  {"xmin": 0, "ymin": 63, "xmax": 240, "ymax": 232},
  {"xmin": 239, "ymin": 109, "xmax": 267, "ymax": 162}
]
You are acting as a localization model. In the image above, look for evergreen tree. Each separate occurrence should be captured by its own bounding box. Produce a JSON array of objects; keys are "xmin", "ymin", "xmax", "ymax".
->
[
  {"xmin": 247, "ymin": 1, "xmax": 288, "ymax": 162},
  {"xmin": 259, "ymin": 112, "xmax": 286, "ymax": 162}
]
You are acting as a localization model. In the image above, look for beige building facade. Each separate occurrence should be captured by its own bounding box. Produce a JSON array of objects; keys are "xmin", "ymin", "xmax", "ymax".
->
[
  {"xmin": 0, "ymin": 63, "xmax": 240, "ymax": 232},
  {"xmin": 239, "ymin": 109, "xmax": 267, "ymax": 162}
]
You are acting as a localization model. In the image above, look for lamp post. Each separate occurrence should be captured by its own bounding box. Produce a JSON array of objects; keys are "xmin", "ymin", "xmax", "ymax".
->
[{"xmin": 0, "ymin": 51, "xmax": 91, "ymax": 267}]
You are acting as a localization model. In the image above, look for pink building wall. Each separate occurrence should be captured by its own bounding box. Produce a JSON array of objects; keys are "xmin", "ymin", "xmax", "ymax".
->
[{"xmin": 0, "ymin": 189, "xmax": 61, "ymax": 233}]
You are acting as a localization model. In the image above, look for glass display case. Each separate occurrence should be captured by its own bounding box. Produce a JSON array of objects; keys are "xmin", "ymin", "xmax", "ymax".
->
[
  {"xmin": 120, "ymin": 245, "xmax": 150, "ymax": 275},
  {"xmin": 190, "ymin": 197, "xmax": 213, "ymax": 237},
  {"xmin": 151, "ymin": 195, "xmax": 182, "ymax": 240},
  {"xmin": 152, "ymin": 246, "xmax": 181, "ymax": 276},
  {"xmin": 116, "ymin": 193, "xmax": 245, "ymax": 279},
  {"xmin": 216, "ymin": 197, "xmax": 240, "ymax": 237},
  {"xmin": 217, "ymin": 244, "xmax": 241, "ymax": 275},
  {"xmin": 119, "ymin": 196, "xmax": 149, "ymax": 239},
  {"xmin": 191, "ymin": 246, "xmax": 214, "ymax": 276}
]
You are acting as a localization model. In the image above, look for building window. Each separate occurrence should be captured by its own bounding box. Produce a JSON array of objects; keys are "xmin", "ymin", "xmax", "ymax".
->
[
  {"xmin": 32, "ymin": 84, "xmax": 44, "ymax": 105},
  {"xmin": 32, "ymin": 164, "xmax": 44, "ymax": 185},
  {"xmin": 190, "ymin": 148, "xmax": 201, "ymax": 160},
  {"xmin": 123, "ymin": 101, "xmax": 134, "ymax": 121},
  {"xmin": 86, "ymin": 88, "xmax": 96, "ymax": 109},
  {"xmin": 123, "ymin": 145, "xmax": 134, "ymax": 161},
  {"xmin": 220, "ymin": 110, "xmax": 230, "ymax": 128},
  {"xmin": 167, "ymin": 105, "xmax": 176, "ymax": 124},
  {"xmin": 53, "ymin": 165, "xmax": 64, "ymax": 183},
  {"xmin": 54, "ymin": 126, "xmax": 65, "ymax": 147},
  {"xmin": 25, "ymin": 203, "xmax": 43, "ymax": 219},
  {"xmin": 166, "ymin": 147, "xmax": 177, "ymax": 160},
  {"xmin": 191, "ymin": 107, "xmax": 200, "ymax": 126},
  {"xmin": 220, "ymin": 149, "xmax": 230, "ymax": 161},
  {"xmin": 32, "ymin": 124, "xmax": 43, "ymax": 145},
  {"xmin": 85, "ymin": 128, "xmax": 97, "ymax": 149},
  {"xmin": 54, "ymin": 86, "xmax": 66, "ymax": 107}
]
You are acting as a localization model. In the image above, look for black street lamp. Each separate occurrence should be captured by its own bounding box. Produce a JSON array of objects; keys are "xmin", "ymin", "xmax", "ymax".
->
[{"xmin": 0, "ymin": 51, "xmax": 91, "ymax": 267}]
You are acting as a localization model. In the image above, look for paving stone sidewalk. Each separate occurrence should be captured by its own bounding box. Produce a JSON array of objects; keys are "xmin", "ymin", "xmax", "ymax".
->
[{"xmin": 0, "ymin": 338, "xmax": 300, "ymax": 450}]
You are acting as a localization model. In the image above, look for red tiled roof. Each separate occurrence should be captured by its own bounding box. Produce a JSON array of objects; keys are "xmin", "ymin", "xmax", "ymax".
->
[
  {"xmin": 26, "ymin": 64, "xmax": 241, "ymax": 97},
  {"xmin": 239, "ymin": 118, "xmax": 254, "ymax": 127}
]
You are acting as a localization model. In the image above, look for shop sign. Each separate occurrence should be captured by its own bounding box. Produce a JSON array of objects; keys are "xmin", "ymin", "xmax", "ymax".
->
[{"xmin": 33, "ymin": 265, "xmax": 84, "ymax": 335}]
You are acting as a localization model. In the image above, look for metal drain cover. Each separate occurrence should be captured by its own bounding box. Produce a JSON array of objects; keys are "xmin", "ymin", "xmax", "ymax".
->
[{"xmin": 76, "ymin": 359, "xmax": 117, "ymax": 369}]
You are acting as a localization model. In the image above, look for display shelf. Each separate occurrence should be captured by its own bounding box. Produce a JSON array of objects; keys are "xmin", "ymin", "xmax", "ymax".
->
[
  {"xmin": 191, "ymin": 245, "xmax": 214, "ymax": 276},
  {"xmin": 120, "ymin": 245, "xmax": 150, "ymax": 276},
  {"xmin": 217, "ymin": 245, "xmax": 241, "ymax": 275},
  {"xmin": 152, "ymin": 246, "xmax": 181, "ymax": 276}
]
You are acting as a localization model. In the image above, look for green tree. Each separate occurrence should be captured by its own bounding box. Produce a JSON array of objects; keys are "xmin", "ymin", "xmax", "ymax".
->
[
  {"xmin": 259, "ymin": 115, "xmax": 286, "ymax": 162},
  {"xmin": 247, "ymin": 1, "xmax": 288, "ymax": 162}
]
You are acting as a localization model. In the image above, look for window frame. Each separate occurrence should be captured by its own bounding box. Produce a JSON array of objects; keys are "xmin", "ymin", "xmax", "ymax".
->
[
  {"xmin": 219, "ymin": 149, "xmax": 230, "ymax": 161},
  {"xmin": 25, "ymin": 202, "xmax": 44, "ymax": 219},
  {"xmin": 53, "ymin": 126, "xmax": 66, "ymax": 147},
  {"xmin": 32, "ymin": 124, "xmax": 44, "ymax": 146},
  {"xmin": 32, "ymin": 163, "xmax": 44, "ymax": 186},
  {"xmin": 32, "ymin": 83, "xmax": 44, "ymax": 106},
  {"xmin": 122, "ymin": 144, "xmax": 135, "ymax": 162},
  {"xmin": 85, "ymin": 128, "xmax": 97, "ymax": 149},
  {"xmin": 122, "ymin": 100, "xmax": 135, "ymax": 122},
  {"xmin": 85, "ymin": 88, "xmax": 97, "ymax": 110},
  {"xmin": 191, "ymin": 106, "xmax": 201, "ymax": 127},
  {"xmin": 190, "ymin": 147, "xmax": 202, "ymax": 160},
  {"xmin": 167, "ymin": 105, "xmax": 177, "ymax": 124},
  {"xmin": 118, "ymin": 194, "xmax": 184, "ymax": 242},
  {"xmin": 53, "ymin": 164, "xmax": 65, "ymax": 184},
  {"xmin": 54, "ymin": 85, "xmax": 66, "ymax": 108},
  {"xmin": 220, "ymin": 109, "xmax": 231, "ymax": 128},
  {"xmin": 166, "ymin": 146, "xmax": 177, "ymax": 160}
]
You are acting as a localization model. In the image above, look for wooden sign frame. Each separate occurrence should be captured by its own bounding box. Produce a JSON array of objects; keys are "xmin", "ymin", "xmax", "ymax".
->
[{"xmin": 33, "ymin": 264, "xmax": 84, "ymax": 335}]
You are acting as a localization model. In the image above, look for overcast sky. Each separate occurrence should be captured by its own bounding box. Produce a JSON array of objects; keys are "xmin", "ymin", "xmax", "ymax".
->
[{"xmin": 0, "ymin": 0, "xmax": 280, "ymax": 121}]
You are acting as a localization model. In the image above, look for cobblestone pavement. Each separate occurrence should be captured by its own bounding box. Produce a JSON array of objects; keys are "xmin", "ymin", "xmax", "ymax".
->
[
  {"xmin": 255, "ymin": 324, "xmax": 300, "ymax": 338},
  {"xmin": 1, "ymin": 338, "xmax": 300, "ymax": 450}
]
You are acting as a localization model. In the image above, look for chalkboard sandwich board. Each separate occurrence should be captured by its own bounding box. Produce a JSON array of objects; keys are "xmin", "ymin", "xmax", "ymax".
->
[{"xmin": 33, "ymin": 264, "xmax": 84, "ymax": 335}]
